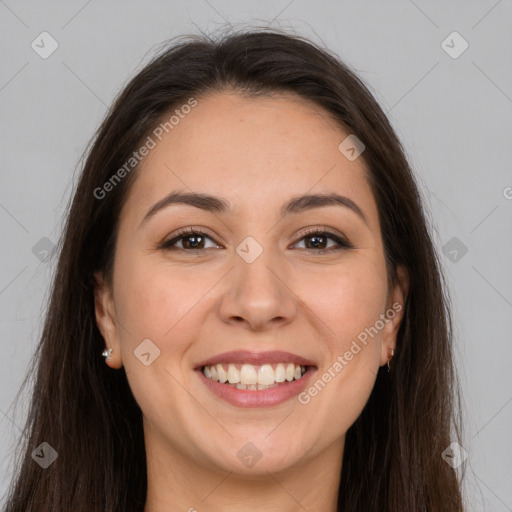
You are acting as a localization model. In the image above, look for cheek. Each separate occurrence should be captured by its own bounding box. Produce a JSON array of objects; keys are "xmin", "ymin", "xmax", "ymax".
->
[
  {"xmin": 111, "ymin": 252, "xmax": 205, "ymax": 417},
  {"xmin": 301, "ymin": 258, "xmax": 388, "ymax": 351},
  {"xmin": 112, "ymin": 249, "xmax": 204, "ymax": 358},
  {"xmin": 288, "ymin": 259, "xmax": 388, "ymax": 448},
  {"xmin": 115, "ymin": 243, "xmax": 198, "ymax": 322},
  {"xmin": 297, "ymin": 258, "xmax": 387, "ymax": 405}
]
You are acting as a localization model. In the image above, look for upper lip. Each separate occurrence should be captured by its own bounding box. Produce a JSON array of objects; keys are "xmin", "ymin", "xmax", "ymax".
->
[{"xmin": 195, "ymin": 350, "xmax": 317, "ymax": 368}]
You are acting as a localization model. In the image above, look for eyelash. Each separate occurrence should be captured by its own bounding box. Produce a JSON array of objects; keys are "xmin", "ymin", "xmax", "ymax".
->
[{"xmin": 158, "ymin": 227, "xmax": 353, "ymax": 253}]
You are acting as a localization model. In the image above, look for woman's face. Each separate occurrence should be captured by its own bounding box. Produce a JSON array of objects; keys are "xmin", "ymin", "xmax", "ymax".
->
[{"xmin": 95, "ymin": 91, "xmax": 408, "ymax": 476}]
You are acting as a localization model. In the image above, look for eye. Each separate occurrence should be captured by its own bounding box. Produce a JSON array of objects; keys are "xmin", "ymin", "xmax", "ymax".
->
[
  {"xmin": 291, "ymin": 229, "xmax": 353, "ymax": 253},
  {"xmin": 159, "ymin": 227, "xmax": 353, "ymax": 253},
  {"xmin": 159, "ymin": 228, "xmax": 221, "ymax": 251}
]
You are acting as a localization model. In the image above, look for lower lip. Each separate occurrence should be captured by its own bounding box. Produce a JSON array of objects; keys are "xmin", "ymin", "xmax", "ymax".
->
[{"xmin": 196, "ymin": 367, "xmax": 316, "ymax": 408}]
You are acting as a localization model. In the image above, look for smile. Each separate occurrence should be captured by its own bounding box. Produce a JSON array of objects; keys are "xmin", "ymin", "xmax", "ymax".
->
[
  {"xmin": 202, "ymin": 362, "xmax": 307, "ymax": 390},
  {"xmin": 195, "ymin": 350, "xmax": 317, "ymax": 408}
]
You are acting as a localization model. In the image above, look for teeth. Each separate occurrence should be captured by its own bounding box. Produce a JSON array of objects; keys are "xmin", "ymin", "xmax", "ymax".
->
[
  {"xmin": 202, "ymin": 362, "xmax": 307, "ymax": 388},
  {"xmin": 216, "ymin": 363, "xmax": 228, "ymax": 383},
  {"xmin": 257, "ymin": 364, "xmax": 275, "ymax": 385},
  {"xmin": 240, "ymin": 364, "xmax": 258, "ymax": 385},
  {"xmin": 285, "ymin": 363, "xmax": 295, "ymax": 381},
  {"xmin": 275, "ymin": 363, "xmax": 285, "ymax": 382},
  {"xmin": 236, "ymin": 383, "xmax": 279, "ymax": 390},
  {"xmin": 227, "ymin": 364, "xmax": 240, "ymax": 384}
]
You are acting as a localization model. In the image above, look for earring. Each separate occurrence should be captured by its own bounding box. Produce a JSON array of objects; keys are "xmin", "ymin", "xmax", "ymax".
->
[
  {"xmin": 387, "ymin": 348, "xmax": 394, "ymax": 372},
  {"xmin": 102, "ymin": 347, "xmax": 113, "ymax": 361}
]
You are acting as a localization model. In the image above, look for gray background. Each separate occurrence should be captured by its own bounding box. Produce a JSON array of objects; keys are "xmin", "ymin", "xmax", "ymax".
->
[{"xmin": 1, "ymin": 1, "xmax": 511, "ymax": 510}]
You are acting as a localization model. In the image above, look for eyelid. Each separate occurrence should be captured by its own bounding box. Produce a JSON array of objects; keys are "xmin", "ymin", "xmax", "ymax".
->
[
  {"xmin": 295, "ymin": 226, "xmax": 349, "ymax": 242},
  {"xmin": 170, "ymin": 226, "xmax": 221, "ymax": 242},
  {"xmin": 159, "ymin": 225, "xmax": 353, "ymax": 251}
]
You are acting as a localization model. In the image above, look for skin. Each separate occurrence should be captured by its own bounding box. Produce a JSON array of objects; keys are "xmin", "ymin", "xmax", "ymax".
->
[{"xmin": 94, "ymin": 90, "xmax": 409, "ymax": 512}]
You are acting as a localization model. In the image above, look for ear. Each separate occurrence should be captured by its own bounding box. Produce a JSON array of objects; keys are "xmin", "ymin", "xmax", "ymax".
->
[
  {"xmin": 93, "ymin": 271, "xmax": 123, "ymax": 369},
  {"xmin": 379, "ymin": 265, "xmax": 409, "ymax": 367}
]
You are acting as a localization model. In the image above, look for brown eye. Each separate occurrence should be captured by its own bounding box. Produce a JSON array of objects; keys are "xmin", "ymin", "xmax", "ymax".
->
[
  {"xmin": 160, "ymin": 230, "xmax": 221, "ymax": 251},
  {"xmin": 159, "ymin": 228, "xmax": 352, "ymax": 253},
  {"xmin": 292, "ymin": 230, "xmax": 353, "ymax": 252}
]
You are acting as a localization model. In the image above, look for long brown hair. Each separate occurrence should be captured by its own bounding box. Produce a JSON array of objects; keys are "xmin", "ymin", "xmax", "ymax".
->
[{"xmin": 4, "ymin": 27, "xmax": 466, "ymax": 511}]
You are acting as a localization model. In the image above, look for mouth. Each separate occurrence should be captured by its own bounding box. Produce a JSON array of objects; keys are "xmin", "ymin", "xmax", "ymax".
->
[
  {"xmin": 201, "ymin": 362, "xmax": 308, "ymax": 390},
  {"xmin": 194, "ymin": 350, "xmax": 317, "ymax": 408}
]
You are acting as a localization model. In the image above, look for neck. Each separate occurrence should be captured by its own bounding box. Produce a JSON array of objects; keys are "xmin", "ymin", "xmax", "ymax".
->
[{"xmin": 143, "ymin": 426, "xmax": 344, "ymax": 512}]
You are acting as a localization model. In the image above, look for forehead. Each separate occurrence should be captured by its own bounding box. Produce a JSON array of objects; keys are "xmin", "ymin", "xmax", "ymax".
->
[{"xmin": 122, "ymin": 90, "xmax": 379, "ymax": 230}]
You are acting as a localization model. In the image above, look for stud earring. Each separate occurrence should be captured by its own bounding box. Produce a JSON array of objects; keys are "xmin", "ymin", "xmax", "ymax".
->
[{"xmin": 102, "ymin": 347, "xmax": 113, "ymax": 361}]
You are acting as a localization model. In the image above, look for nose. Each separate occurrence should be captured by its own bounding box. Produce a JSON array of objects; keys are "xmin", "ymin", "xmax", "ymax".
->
[{"xmin": 217, "ymin": 247, "xmax": 297, "ymax": 331}]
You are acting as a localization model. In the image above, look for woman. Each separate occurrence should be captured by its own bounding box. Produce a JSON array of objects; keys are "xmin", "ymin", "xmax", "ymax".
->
[{"xmin": 4, "ymin": 28, "xmax": 466, "ymax": 511}]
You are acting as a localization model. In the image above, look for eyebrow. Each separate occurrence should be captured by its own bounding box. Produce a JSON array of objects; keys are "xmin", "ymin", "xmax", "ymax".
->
[{"xmin": 139, "ymin": 191, "xmax": 368, "ymax": 228}]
